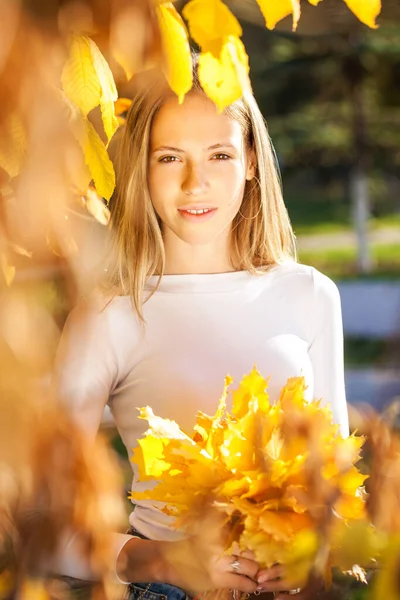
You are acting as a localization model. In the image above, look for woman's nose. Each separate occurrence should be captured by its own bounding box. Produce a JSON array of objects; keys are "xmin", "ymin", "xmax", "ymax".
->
[{"xmin": 182, "ymin": 164, "xmax": 210, "ymax": 196}]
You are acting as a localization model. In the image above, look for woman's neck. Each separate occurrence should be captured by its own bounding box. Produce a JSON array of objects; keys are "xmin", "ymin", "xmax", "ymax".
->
[{"xmin": 163, "ymin": 233, "xmax": 234, "ymax": 275}]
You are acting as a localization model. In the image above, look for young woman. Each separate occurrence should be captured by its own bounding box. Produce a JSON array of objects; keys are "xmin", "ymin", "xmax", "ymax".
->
[{"xmin": 54, "ymin": 62, "xmax": 349, "ymax": 600}]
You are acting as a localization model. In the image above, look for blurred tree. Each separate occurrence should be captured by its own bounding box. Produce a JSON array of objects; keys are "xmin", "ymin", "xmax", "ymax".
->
[{"xmin": 240, "ymin": 23, "xmax": 400, "ymax": 273}]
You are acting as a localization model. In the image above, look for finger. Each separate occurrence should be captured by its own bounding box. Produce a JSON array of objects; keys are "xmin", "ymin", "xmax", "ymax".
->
[
  {"xmin": 256, "ymin": 577, "xmax": 297, "ymax": 593},
  {"xmin": 239, "ymin": 549, "xmax": 256, "ymax": 561},
  {"xmin": 257, "ymin": 564, "xmax": 285, "ymax": 583},
  {"xmin": 226, "ymin": 556, "xmax": 259, "ymax": 580},
  {"xmin": 225, "ymin": 574, "xmax": 259, "ymax": 594},
  {"xmin": 229, "ymin": 543, "xmax": 256, "ymax": 562}
]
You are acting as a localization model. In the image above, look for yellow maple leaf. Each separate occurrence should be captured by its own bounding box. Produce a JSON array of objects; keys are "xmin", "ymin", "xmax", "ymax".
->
[
  {"xmin": 139, "ymin": 406, "xmax": 192, "ymax": 441},
  {"xmin": 343, "ymin": 0, "xmax": 381, "ymax": 29},
  {"xmin": 283, "ymin": 528, "xmax": 320, "ymax": 587},
  {"xmin": 255, "ymin": 0, "xmax": 301, "ymax": 31},
  {"xmin": 83, "ymin": 120, "xmax": 115, "ymax": 200},
  {"xmin": 156, "ymin": 3, "xmax": 193, "ymax": 103},
  {"xmin": 217, "ymin": 475, "xmax": 252, "ymax": 498},
  {"xmin": 334, "ymin": 493, "xmax": 367, "ymax": 521},
  {"xmin": 259, "ymin": 510, "xmax": 314, "ymax": 542},
  {"xmin": 279, "ymin": 376, "xmax": 308, "ymax": 410},
  {"xmin": 331, "ymin": 519, "xmax": 385, "ymax": 571},
  {"xmin": 265, "ymin": 430, "xmax": 284, "ymax": 461},
  {"xmin": 197, "ymin": 36, "xmax": 250, "ymax": 112},
  {"xmin": 182, "ymin": 0, "xmax": 242, "ymax": 55},
  {"xmin": 232, "ymin": 367, "xmax": 270, "ymax": 419},
  {"xmin": 204, "ymin": 375, "xmax": 231, "ymax": 457},
  {"xmin": 62, "ymin": 35, "xmax": 102, "ymax": 116},
  {"xmin": 133, "ymin": 437, "xmax": 171, "ymax": 479},
  {"xmin": 221, "ymin": 413, "xmax": 259, "ymax": 472},
  {"xmin": 88, "ymin": 37, "xmax": 119, "ymax": 142}
]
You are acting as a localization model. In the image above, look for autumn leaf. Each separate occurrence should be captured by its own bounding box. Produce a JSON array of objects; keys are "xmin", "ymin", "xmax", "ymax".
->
[
  {"xmin": 139, "ymin": 406, "xmax": 192, "ymax": 441},
  {"xmin": 343, "ymin": 0, "xmax": 381, "ymax": 29},
  {"xmin": 83, "ymin": 120, "xmax": 115, "ymax": 200},
  {"xmin": 183, "ymin": 0, "xmax": 242, "ymax": 55},
  {"xmin": 114, "ymin": 97, "xmax": 132, "ymax": 125},
  {"xmin": 62, "ymin": 35, "xmax": 101, "ymax": 116},
  {"xmin": 88, "ymin": 37, "xmax": 119, "ymax": 142},
  {"xmin": 156, "ymin": 3, "xmax": 192, "ymax": 102},
  {"xmin": 198, "ymin": 39, "xmax": 244, "ymax": 112},
  {"xmin": 255, "ymin": 0, "xmax": 301, "ymax": 31}
]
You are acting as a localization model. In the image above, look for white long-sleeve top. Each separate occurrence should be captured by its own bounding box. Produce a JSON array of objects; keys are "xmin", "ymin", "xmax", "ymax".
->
[{"xmin": 53, "ymin": 262, "xmax": 349, "ymax": 574}]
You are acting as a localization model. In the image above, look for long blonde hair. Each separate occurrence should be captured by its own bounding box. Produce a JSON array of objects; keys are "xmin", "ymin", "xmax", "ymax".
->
[{"xmin": 104, "ymin": 63, "xmax": 296, "ymax": 319}]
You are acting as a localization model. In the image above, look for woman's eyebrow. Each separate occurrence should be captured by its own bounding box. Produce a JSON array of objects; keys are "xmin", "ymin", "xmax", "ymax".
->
[
  {"xmin": 152, "ymin": 145, "xmax": 184, "ymax": 153},
  {"xmin": 207, "ymin": 143, "xmax": 236, "ymax": 151},
  {"xmin": 152, "ymin": 142, "xmax": 237, "ymax": 153}
]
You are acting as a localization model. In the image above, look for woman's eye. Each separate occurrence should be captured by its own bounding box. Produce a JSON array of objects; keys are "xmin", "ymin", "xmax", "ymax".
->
[
  {"xmin": 211, "ymin": 153, "xmax": 231, "ymax": 161},
  {"xmin": 159, "ymin": 156, "xmax": 180, "ymax": 163}
]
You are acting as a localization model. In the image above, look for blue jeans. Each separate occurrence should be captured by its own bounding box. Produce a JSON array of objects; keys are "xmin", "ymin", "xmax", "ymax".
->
[
  {"xmin": 126, "ymin": 527, "xmax": 192, "ymax": 600},
  {"xmin": 127, "ymin": 581, "xmax": 191, "ymax": 600}
]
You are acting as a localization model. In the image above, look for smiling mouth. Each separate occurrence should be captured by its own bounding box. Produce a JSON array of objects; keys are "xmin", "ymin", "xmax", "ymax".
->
[
  {"xmin": 181, "ymin": 208, "xmax": 214, "ymax": 215},
  {"xmin": 177, "ymin": 207, "xmax": 217, "ymax": 221}
]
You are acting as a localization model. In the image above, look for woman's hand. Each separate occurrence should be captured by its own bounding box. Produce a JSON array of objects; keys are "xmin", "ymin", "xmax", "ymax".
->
[
  {"xmin": 161, "ymin": 540, "xmax": 260, "ymax": 595},
  {"xmin": 256, "ymin": 565, "xmax": 324, "ymax": 600},
  {"xmin": 117, "ymin": 536, "xmax": 260, "ymax": 595},
  {"xmin": 200, "ymin": 548, "xmax": 260, "ymax": 594}
]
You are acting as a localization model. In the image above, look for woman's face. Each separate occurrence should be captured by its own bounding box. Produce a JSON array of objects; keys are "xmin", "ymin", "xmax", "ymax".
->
[{"xmin": 148, "ymin": 92, "xmax": 254, "ymax": 249}]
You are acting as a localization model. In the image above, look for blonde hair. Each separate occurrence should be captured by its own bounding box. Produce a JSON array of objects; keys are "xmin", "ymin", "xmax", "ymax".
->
[{"xmin": 104, "ymin": 63, "xmax": 296, "ymax": 319}]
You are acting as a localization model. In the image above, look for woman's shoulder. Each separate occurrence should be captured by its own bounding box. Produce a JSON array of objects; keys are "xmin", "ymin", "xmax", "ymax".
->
[
  {"xmin": 63, "ymin": 291, "xmax": 141, "ymax": 347},
  {"xmin": 270, "ymin": 261, "xmax": 340, "ymax": 300}
]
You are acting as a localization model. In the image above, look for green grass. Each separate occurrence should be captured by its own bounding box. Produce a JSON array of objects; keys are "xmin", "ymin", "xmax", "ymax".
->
[
  {"xmin": 298, "ymin": 244, "xmax": 400, "ymax": 279},
  {"xmin": 293, "ymin": 213, "xmax": 400, "ymax": 237},
  {"xmin": 370, "ymin": 213, "xmax": 400, "ymax": 229},
  {"xmin": 294, "ymin": 221, "xmax": 352, "ymax": 236}
]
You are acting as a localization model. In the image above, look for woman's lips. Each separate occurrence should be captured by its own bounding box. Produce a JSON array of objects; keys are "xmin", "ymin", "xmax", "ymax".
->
[{"xmin": 177, "ymin": 207, "xmax": 217, "ymax": 222}]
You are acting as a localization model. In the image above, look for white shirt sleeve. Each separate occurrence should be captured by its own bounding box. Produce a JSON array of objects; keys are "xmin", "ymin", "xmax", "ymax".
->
[
  {"xmin": 308, "ymin": 269, "xmax": 349, "ymax": 438},
  {"xmin": 53, "ymin": 300, "xmax": 118, "ymax": 439},
  {"xmin": 52, "ymin": 300, "xmax": 133, "ymax": 583}
]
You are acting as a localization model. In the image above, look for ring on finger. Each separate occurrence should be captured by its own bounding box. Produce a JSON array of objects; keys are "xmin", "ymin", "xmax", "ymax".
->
[
  {"xmin": 230, "ymin": 557, "xmax": 241, "ymax": 573},
  {"xmin": 288, "ymin": 588, "xmax": 301, "ymax": 595}
]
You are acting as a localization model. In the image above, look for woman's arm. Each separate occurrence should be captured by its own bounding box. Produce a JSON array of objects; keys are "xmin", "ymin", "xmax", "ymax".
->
[
  {"xmin": 308, "ymin": 269, "xmax": 349, "ymax": 437},
  {"xmin": 52, "ymin": 300, "xmax": 118, "ymax": 438},
  {"xmin": 116, "ymin": 536, "xmax": 260, "ymax": 595},
  {"xmin": 52, "ymin": 300, "xmax": 130, "ymax": 581}
]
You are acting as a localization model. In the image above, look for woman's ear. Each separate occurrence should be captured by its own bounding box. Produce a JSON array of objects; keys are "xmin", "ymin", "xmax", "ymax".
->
[{"xmin": 246, "ymin": 148, "xmax": 257, "ymax": 181}]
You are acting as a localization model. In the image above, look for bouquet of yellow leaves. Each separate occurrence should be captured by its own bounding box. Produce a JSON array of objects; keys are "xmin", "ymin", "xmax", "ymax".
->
[{"xmin": 131, "ymin": 368, "xmax": 368, "ymax": 587}]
